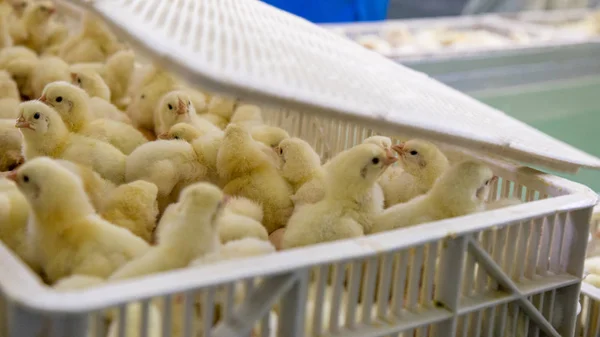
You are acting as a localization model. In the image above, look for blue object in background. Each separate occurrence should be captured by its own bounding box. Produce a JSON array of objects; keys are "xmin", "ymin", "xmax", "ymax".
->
[{"xmin": 262, "ymin": 0, "xmax": 389, "ymax": 23}]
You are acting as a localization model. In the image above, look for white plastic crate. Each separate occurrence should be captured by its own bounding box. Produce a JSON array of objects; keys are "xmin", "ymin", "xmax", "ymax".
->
[
  {"xmin": 1, "ymin": 1, "xmax": 600, "ymax": 337},
  {"xmin": 578, "ymin": 206, "xmax": 600, "ymax": 337}
]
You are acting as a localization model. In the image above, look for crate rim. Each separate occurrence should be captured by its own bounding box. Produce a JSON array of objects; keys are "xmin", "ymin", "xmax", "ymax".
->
[{"xmin": 1, "ymin": 156, "xmax": 596, "ymax": 314}]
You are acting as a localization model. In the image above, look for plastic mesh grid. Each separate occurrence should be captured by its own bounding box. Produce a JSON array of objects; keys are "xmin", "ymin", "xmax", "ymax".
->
[{"xmin": 72, "ymin": 0, "xmax": 600, "ymax": 172}]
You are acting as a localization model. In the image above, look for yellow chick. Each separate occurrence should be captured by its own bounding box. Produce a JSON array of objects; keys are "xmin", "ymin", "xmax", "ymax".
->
[
  {"xmin": 158, "ymin": 122, "xmax": 202, "ymax": 142},
  {"xmin": 0, "ymin": 118, "xmax": 23, "ymax": 171},
  {"xmin": 251, "ymin": 125, "xmax": 290, "ymax": 148},
  {"xmin": 0, "ymin": 5, "xmax": 13, "ymax": 49},
  {"xmin": 217, "ymin": 124, "xmax": 294, "ymax": 234},
  {"xmin": 7, "ymin": 0, "xmax": 28, "ymax": 44},
  {"xmin": 0, "ymin": 178, "xmax": 37, "ymax": 270},
  {"xmin": 217, "ymin": 196, "xmax": 268, "ymax": 244},
  {"xmin": 40, "ymin": 81, "xmax": 147, "ymax": 154},
  {"xmin": 55, "ymin": 159, "xmax": 116, "ymax": 211},
  {"xmin": 126, "ymin": 140, "xmax": 207, "ymax": 212},
  {"xmin": 282, "ymin": 143, "xmax": 397, "ymax": 249},
  {"xmin": 230, "ymin": 104, "xmax": 264, "ymax": 129},
  {"xmin": 379, "ymin": 139, "xmax": 449, "ymax": 207},
  {"xmin": 127, "ymin": 65, "xmax": 179, "ymax": 132},
  {"xmin": 0, "ymin": 69, "xmax": 20, "ymax": 100},
  {"xmin": 110, "ymin": 182, "xmax": 223, "ymax": 280},
  {"xmin": 200, "ymin": 95, "xmax": 237, "ymax": 129},
  {"xmin": 485, "ymin": 197, "xmax": 522, "ymax": 211},
  {"xmin": 276, "ymin": 137, "xmax": 322, "ymax": 193},
  {"xmin": 190, "ymin": 237, "xmax": 275, "ymax": 266},
  {"xmin": 16, "ymin": 100, "xmax": 127, "ymax": 184},
  {"xmin": 100, "ymin": 181, "xmax": 159, "ymax": 243},
  {"xmin": 30, "ymin": 56, "xmax": 70, "ymax": 99},
  {"xmin": 59, "ymin": 12, "xmax": 123, "ymax": 64},
  {"xmin": 20, "ymin": 1, "xmax": 55, "ymax": 53},
  {"xmin": 6, "ymin": 157, "xmax": 149, "ymax": 283},
  {"xmin": 153, "ymin": 90, "xmax": 222, "ymax": 136},
  {"xmin": 0, "ymin": 45, "xmax": 37, "ymax": 98},
  {"xmin": 371, "ymin": 161, "xmax": 495, "ymax": 233},
  {"xmin": 70, "ymin": 68, "xmax": 111, "ymax": 101}
]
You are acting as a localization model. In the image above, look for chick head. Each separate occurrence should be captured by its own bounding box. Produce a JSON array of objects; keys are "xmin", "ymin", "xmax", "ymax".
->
[
  {"xmin": 328, "ymin": 143, "xmax": 397, "ymax": 192},
  {"xmin": 276, "ymin": 137, "xmax": 321, "ymax": 185},
  {"xmin": 158, "ymin": 123, "xmax": 201, "ymax": 142},
  {"xmin": 40, "ymin": 81, "xmax": 90, "ymax": 129},
  {"xmin": 363, "ymin": 135, "xmax": 393, "ymax": 151},
  {"xmin": 251, "ymin": 126, "xmax": 290, "ymax": 148},
  {"xmin": 70, "ymin": 70, "xmax": 110, "ymax": 101},
  {"xmin": 393, "ymin": 139, "xmax": 448, "ymax": 176},
  {"xmin": 5, "ymin": 58, "xmax": 36, "ymax": 96},
  {"xmin": 179, "ymin": 182, "xmax": 226, "ymax": 225},
  {"xmin": 16, "ymin": 100, "xmax": 61, "ymax": 135},
  {"xmin": 10, "ymin": 0, "xmax": 30, "ymax": 16},
  {"xmin": 24, "ymin": 1, "xmax": 54, "ymax": 22},
  {"xmin": 157, "ymin": 90, "xmax": 193, "ymax": 125},
  {"xmin": 435, "ymin": 160, "xmax": 496, "ymax": 206},
  {"xmin": 6, "ymin": 157, "xmax": 91, "ymax": 216}
]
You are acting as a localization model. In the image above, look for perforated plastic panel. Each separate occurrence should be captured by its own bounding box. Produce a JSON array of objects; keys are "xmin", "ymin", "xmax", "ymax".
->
[{"xmin": 68, "ymin": 0, "xmax": 600, "ymax": 173}]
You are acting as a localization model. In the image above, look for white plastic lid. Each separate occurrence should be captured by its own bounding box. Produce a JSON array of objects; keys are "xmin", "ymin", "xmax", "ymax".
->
[{"xmin": 70, "ymin": 0, "xmax": 600, "ymax": 173}]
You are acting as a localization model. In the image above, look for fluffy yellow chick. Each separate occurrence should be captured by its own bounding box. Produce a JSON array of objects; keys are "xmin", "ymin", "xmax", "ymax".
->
[
  {"xmin": 200, "ymin": 95, "xmax": 237, "ymax": 129},
  {"xmin": 40, "ymin": 81, "xmax": 147, "ymax": 154},
  {"xmin": 0, "ymin": 6, "xmax": 13, "ymax": 49},
  {"xmin": 158, "ymin": 122, "xmax": 202, "ymax": 142},
  {"xmin": 59, "ymin": 12, "xmax": 123, "ymax": 64},
  {"xmin": 217, "ymin": 196, "xmax": 268, "ymax": 244},
  {"xmin": 485, "ymin": 197, "xmax": 522, "ymax": 210},
  {"xmin": 100, "ymin": 181, "xmax": 159, "ymax": 243},
  {"xmin": 153, "ymin": 90, "xmax": 222, "ymax": 136},
  {"xmin": 127, "ymin": 65, "xmax": 178, "ymax": 132},
  {"xmin": 110, "ymin": 182, "xmax": 223, "ymax": 280},
  {"xmin": 0, "ymin": 98, "xmax": 19, "ymax": 119},
  {"xmin": 0, "ymin": 45, "xmax": 37, "ymax": 97},
  {"xmin": 251, "ymin": 125, "xmax": 290, "ymax": 148},
  {"xmin": 217, "ymin": 124, "xmax": 294, "ymax": 234},
  {"xmin": 379, "ymin": 139, "xmax": 449, "ymax": 207},
  {"xmin": 230, "ymin": 104, "xmax": 264, "ymax": 128},
  {"xmin": 6, "ymin": 157, "xmax": 149, "ymax": 283},
  {"xmin": 282, "ymin": 143, "xmax": 397, "ymax": 249},
  {"xmin": 276, "ymin": 137, "xmax": 322, "ymax": 193},
  {"xmin": 0, "ymin": 69, "xmax": 20, "ymax": 100},
  {"xmin": 126, "ymin": 140, "xmax": 207, "ymax": 212},
  {"xmin": 16, "ymin": 100, "xmax": 127, "ymax": 184},
  {"xmin": 70, "ymin": 68, "xmax": 111, "ymax": 101},
  {"xmin": 371, "ymin": 161, "xmax": 495, "ymax": 233},
  {"xmin": 55, "ymin": 159, "xmax": 116, "ymax": 211},
  {"xmin": 0, "ymin": 178, "xmax": 37, "ymax": 270},
  {"xmin": 190, "ymin": 237, "xmax": 275, "ymax": 266},
  {"xmin": 20, "ymin": 1, "xmax": 55, "ymax": 53},
  {"xmin": 0, "ymin": 118, "xmax": 23, "ymax": 171},
  {"xmin": 7, "ymin": 0, "xmax": 27, "ymax": 44},
  {"xmin": 30, "ymin": 56, "xmax": 70, "ymax": 99}
]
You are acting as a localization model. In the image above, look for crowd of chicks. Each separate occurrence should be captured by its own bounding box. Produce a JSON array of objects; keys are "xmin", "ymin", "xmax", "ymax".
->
[{"xmin": 0, "ymin": 1, "xmax": 527, "ymax": 336}]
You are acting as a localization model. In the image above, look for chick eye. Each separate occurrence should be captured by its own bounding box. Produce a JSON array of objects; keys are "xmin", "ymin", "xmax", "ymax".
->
[
  {"xmin": 188, "ymin": 101, "xmax": 191, "ymax": 106},
  {"xmin": 485, "ymin": 179, "xmax": 490, "ymax": 186},
  {"xmin": 372, "ymin": 157, "xmax": 380, "ymax": 164},
  {"xmin": 279, "ymin": 148, "xmax": 283, "ymax": 155},
  {"xmin": 174, "ymin": 136, "xmax": 179, "ymax": 139},
  {"xmin": 140, "ymin": 94, "xmax": 145, "ymax": 99},
  {"xmin": 410, "ymin": 150, "xmax": 418, "ymax": 155},
  {"xmin": 22, "ymin": 175, "xmax": 29, "ymax": 183},
  {"xmin": 77, "ymin": 78, "xmax": 81, "ymax": 84},
  {"xmin": 33, "ymin": 112, "xmax": 40, "ymax": 119},
  {"xmin": 55, "ymin": 96, "xmax": 62, "ymax": 103},
  {"xmin": 167, "ymin": 104, "xmax": 173, "ymax": 110}
]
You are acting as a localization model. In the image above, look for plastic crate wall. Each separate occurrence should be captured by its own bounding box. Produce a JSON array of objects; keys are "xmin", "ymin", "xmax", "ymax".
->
[
  {"xmin": 578, "ymin": 206, "xmax": 600, "ymax": 337},
  {"xmin": 0, "ymin": 108, "xmax": 593, "ymax": 337}
]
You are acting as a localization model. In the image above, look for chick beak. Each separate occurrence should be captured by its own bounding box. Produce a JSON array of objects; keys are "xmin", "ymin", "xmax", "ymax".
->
[
  {"xmin": 157, "ymin": 133, "xmax": 169, "ymax": 140},
  {"xmin": 47, "ymin": 7, "xmax": 55, "ymax": 14},
  {"xmin": 392, "ymin": 143, "xmax": 405, "ymax": 155},
  {"xmin": 5, "ymin": 170, "xmax": 17, "ymax": 182},
  {"xmin": 176, "ymin": 98, "xmax": 187, "ymax": 115},
  {"xmin": 15, "ymin": 116, "xmax": 34, "ymax": 130},
  {"xmin": 39, "ymin": 94, "xmax": 47, "ymax": 103},
  {"xmin": 70, "ymin": 73, "xmax": 78, "ymax": 84},
  {"xmin": 383, "ymin": 155, "xmax": 398, "ymax": 166}
]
